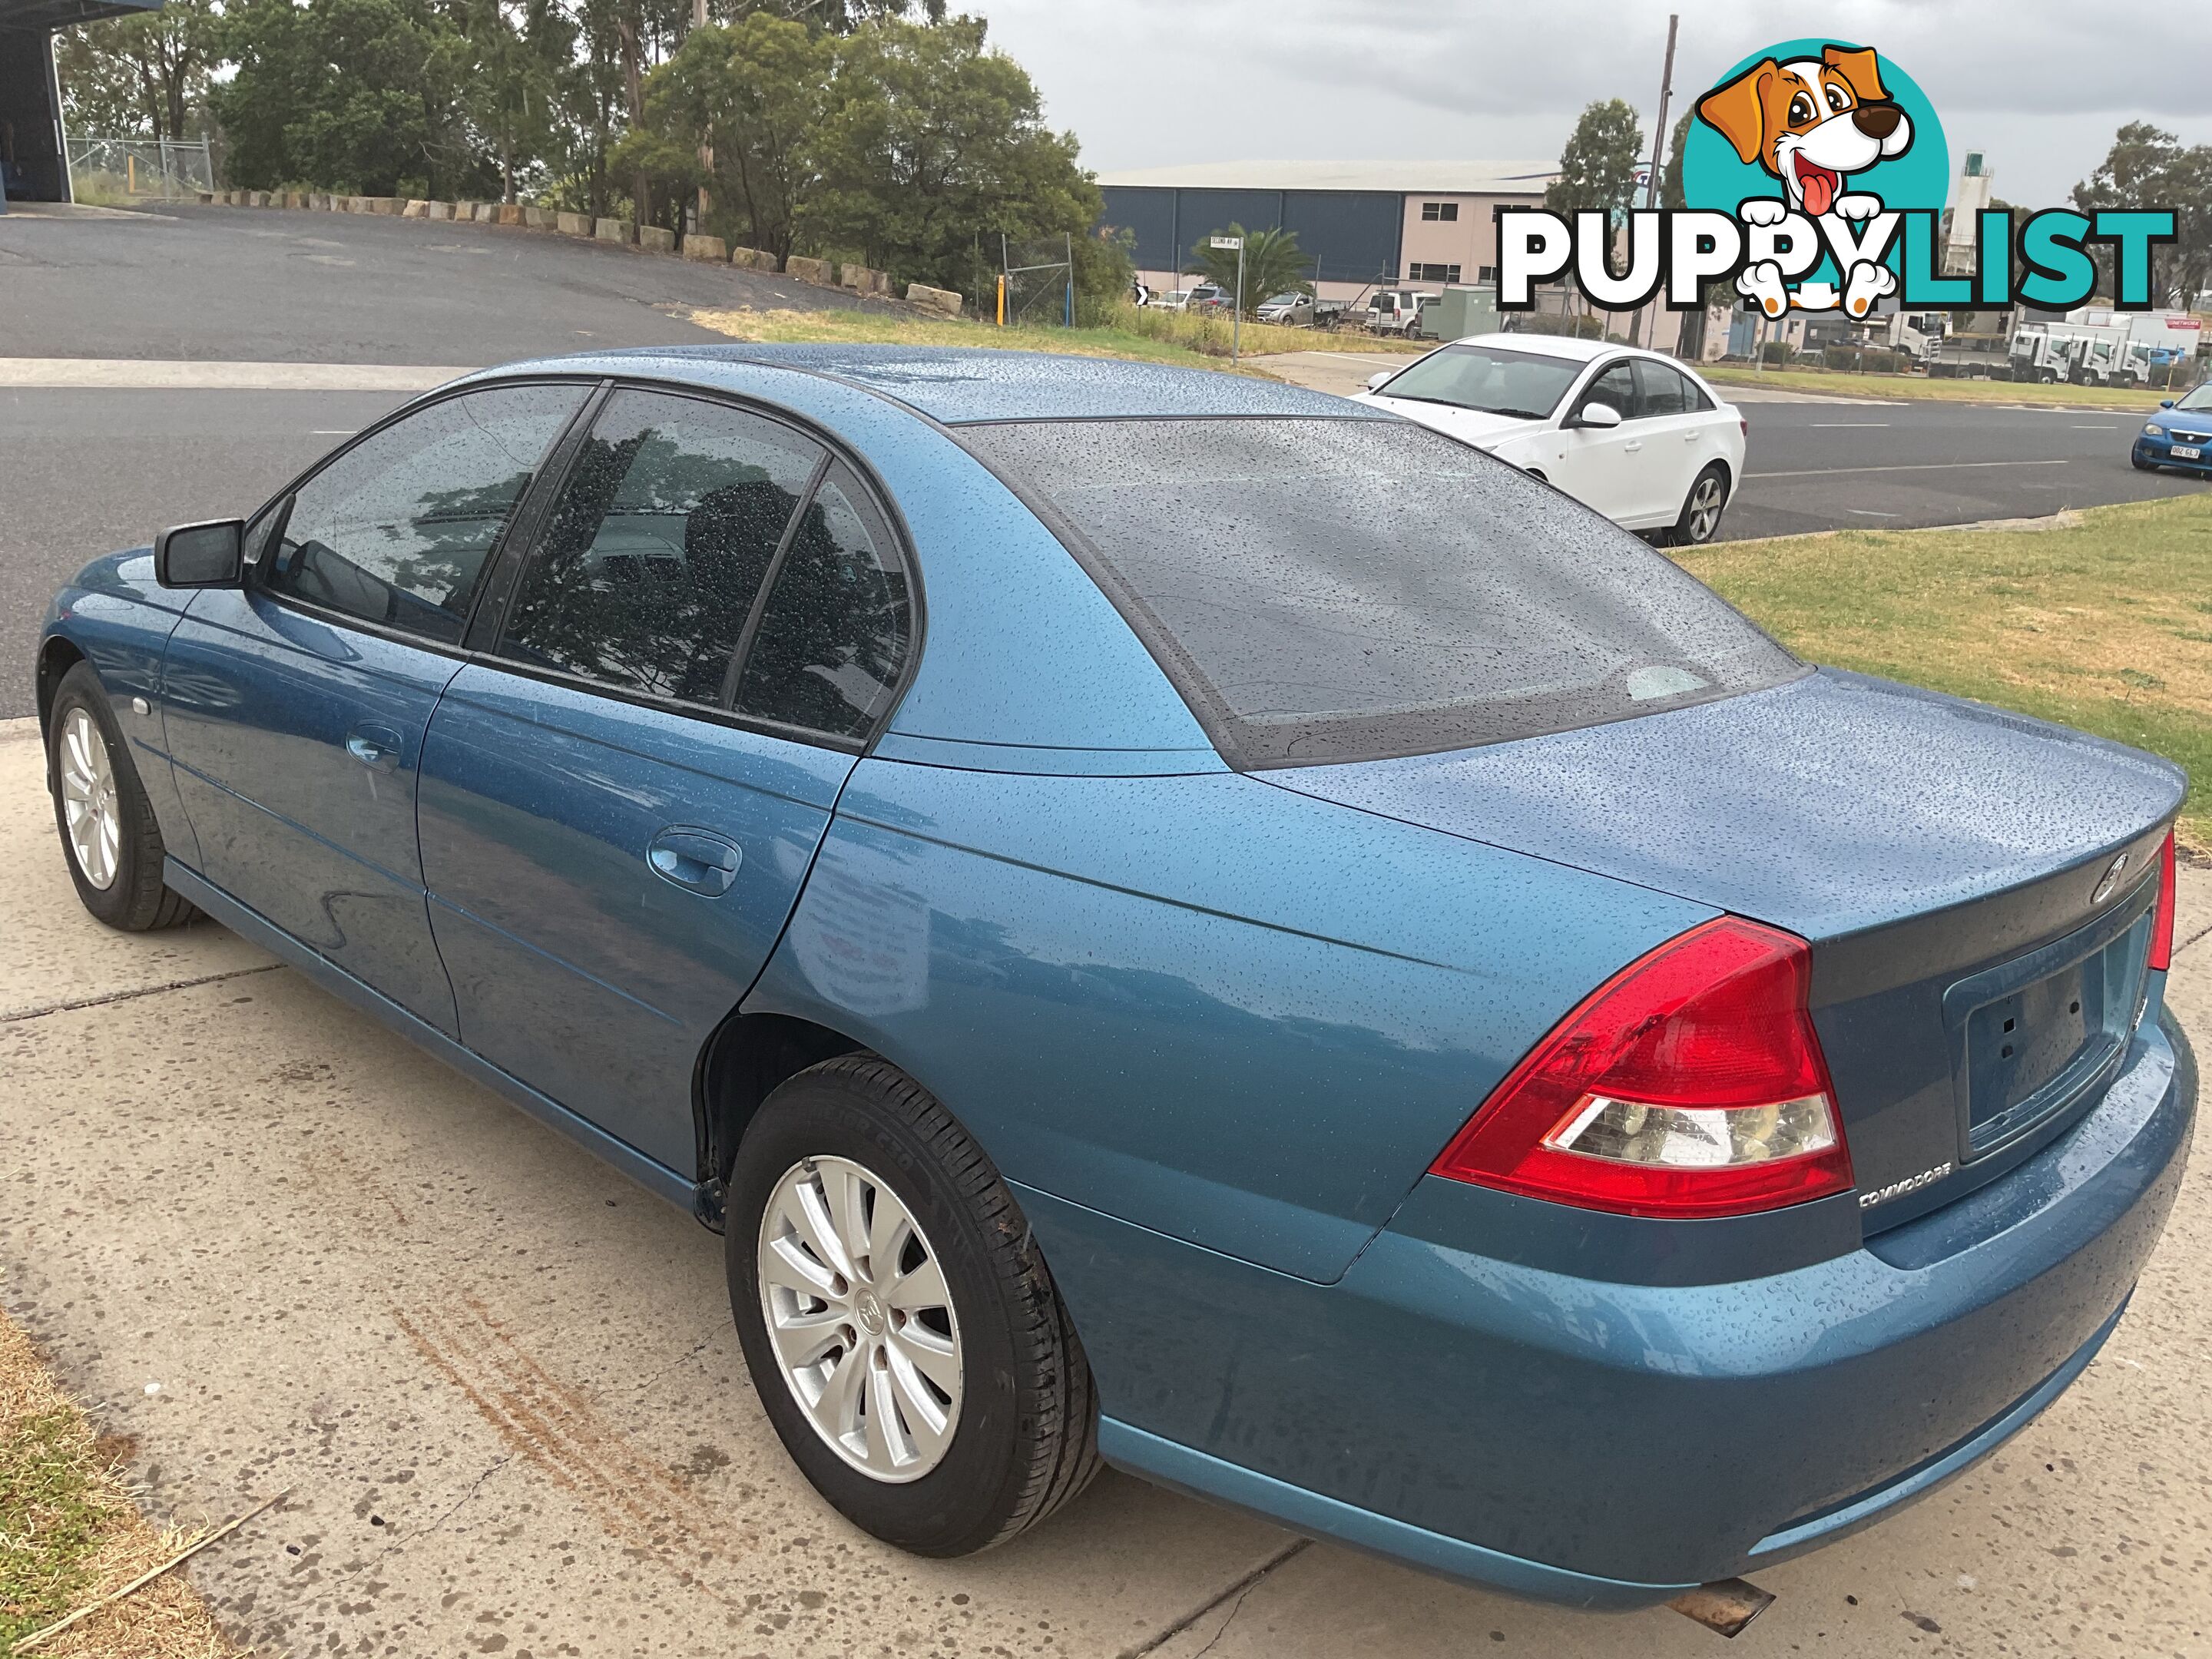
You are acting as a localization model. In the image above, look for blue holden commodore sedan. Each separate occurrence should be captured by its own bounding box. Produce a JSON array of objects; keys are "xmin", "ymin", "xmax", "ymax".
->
[{"xmin": 35, "ymin": 347, "xmax": 2194, "ymax": 1612}]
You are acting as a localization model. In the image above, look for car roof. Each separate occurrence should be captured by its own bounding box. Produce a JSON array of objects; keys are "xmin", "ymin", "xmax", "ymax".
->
[
  {"xmin": 1446, "ymin": 333, "xmax": 1714, "ymax": 376},
  {"xmin": 493, "ymin": 344, "xmax": 1376, "ymax": 425}
]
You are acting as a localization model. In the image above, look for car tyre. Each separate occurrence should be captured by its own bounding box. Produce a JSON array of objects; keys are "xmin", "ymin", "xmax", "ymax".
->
[
  {"xmin": 2132, "ymin": 451, "xmax": 2158, "ymax": 472},
  {"xmin": 1666, "ymin": 464, "xmax": 1731, "ymax": 547},
  {"xmin": 46, "ymin": 662, "xmax": 198, "ymax": 932},
  {"xmin": 727, "ymin": 1054, "xmax": 1101, "ymax": 1556}
]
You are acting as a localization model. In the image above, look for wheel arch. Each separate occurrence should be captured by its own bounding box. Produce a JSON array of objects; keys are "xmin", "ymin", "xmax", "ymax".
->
[
  {"xmin": 35, "ymin": 634, "xmax": 88, "ymax": 736},
  {"xmin": 690, "ymin": 1008, "xmax": 871, "ymax": 1230}
]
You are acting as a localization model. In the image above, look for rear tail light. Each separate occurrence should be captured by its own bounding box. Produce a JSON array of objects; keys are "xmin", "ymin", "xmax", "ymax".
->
[
  {"xmin": 1740, "ymin": 417, "xmax": 1750, "ymax": 438},
  {"xmin": 1430, "ymin": 918, "xmax": 1853, "ymax": 1219},
  {"xmin": 2148, "ymin": 830, "xmax": 2177, "ymax": 973}
]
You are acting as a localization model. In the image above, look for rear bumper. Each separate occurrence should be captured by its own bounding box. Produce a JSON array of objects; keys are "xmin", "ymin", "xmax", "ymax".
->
[{"xmin": 1034, "ymin": 1011, "xmax": 2194, "ymax": 1604}]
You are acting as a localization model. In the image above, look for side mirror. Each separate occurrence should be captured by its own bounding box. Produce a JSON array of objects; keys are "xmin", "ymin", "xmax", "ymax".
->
[
  {"xmin": 154, "ymin": 519, "xmax": 246, "ymax": 589},
  {"xmin": 2160, "ymin": 399, "xmax": 2174, "ymax": 409},
  {"xmin": 1366, "ymin": 371, "xmax": 1393, "ymax": 391},
  {"xmin": 1574, "ymin": 402, "xmax": 1624, "ymax": 430}
]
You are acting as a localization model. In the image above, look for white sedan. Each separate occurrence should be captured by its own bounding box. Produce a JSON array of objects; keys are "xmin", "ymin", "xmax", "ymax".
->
[{"xmin": 1353, "ymin": 333, "xmax": 1747, "ymax": 545}]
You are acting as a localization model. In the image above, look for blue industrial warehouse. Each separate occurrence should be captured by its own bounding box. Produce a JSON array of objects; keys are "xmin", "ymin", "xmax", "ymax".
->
[{"xmin": 1097, "ymin": 160, "xmax": 1559, "ymax": 302}]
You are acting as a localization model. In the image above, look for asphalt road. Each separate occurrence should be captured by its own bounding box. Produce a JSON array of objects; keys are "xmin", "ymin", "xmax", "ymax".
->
[
  {"xmin": 10, "ymin": 386, "xmax": 2210, "ymax": 717},
  {"xmin": 0, "ymin": 200, "xmax": 881, "ymax": 363},
  {"xmin": 2, "ymin": 388, "xmax": 407, "ymax": 717},
  {"xmin": 1723, "ymin": 397, "xmax": 2209, "ymax": 539},
  {"xmin": 5, "ymin": 201, "xmax": 2208, "ymax": 715}
]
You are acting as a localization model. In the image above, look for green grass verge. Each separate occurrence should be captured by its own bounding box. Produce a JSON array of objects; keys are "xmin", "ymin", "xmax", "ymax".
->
[
  {"xmin": 684, "ymin": 300, "xmax": 1419, "ymax": 373},
  {"xmin": 0, "ymin": 1411, "xmax": 105, "ymax": 1652},
  {"xmin": 1677, "ymin": 494, "xmax": 2212, "ymax": 849},
  {"xmin": 1702, "ymin": 363, "xmax": 2188, "ymax": 411}
]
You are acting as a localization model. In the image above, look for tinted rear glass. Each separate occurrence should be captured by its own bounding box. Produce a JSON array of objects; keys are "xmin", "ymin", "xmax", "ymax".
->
[{"xmin": 959, "ymin": 417, "xmax": 1800, "ymax": 768}]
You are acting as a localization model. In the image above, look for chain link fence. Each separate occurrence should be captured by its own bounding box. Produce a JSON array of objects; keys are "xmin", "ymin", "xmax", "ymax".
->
[
  {"xmin": 998, "ymin": 235, "xmax": 1074, "ymax": 328},
  {"xmin": 65, "ymin": 137, "xmax": 217, "ymax": 205}
]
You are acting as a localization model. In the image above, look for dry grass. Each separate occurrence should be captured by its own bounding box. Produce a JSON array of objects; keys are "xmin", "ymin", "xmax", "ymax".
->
[
  {"xmin": 0, "ymin": 1313, "xmax": 240, "ymax": 1659},
  {"xmin": 1677, "ymin": 493, "xmax": 2212, "ymax": 853},
  {"xmin": 1105, "ymin": 302, "xmax": 1426, "ymax": 360},
  {"xmin": 1701, "ymin": 363, "xmax": 2196, "ymax": 412},
  {"xmin": 681, "ymin": 301, "xmax": 1419, "ymax": 373}
]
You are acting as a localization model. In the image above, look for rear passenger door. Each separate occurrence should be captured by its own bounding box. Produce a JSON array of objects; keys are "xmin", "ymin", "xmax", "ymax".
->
[
  {"xmin": 1632, "ymin": 359, "xmax": 1723, "ymax": 522},
  {"xmin": 416, "ymin": 386, "xmax": 914, "ymax": 1171}
]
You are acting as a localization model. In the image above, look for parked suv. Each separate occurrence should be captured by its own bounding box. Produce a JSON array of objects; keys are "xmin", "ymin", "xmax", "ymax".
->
[{"xmin": 1369, "ymin": 290, "xmax": 1438, "ymax": 337}]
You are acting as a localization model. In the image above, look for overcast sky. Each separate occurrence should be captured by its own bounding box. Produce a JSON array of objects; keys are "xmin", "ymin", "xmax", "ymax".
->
[{"xmin": 964, "ymin": 0, "xmax": 2211, "ymax": 210}]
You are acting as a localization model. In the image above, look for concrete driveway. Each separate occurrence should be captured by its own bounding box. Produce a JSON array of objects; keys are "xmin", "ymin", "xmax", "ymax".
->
[{"xmin": 1, "ymin": 715, "xmax": 2207, "ymax": 1657}]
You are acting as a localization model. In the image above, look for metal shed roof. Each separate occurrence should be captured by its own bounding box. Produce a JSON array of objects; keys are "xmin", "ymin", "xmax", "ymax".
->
[
  {"xmin": 1094, "ymin": 160, "xmax": 1560, "ymax": 195},
  {"xmin": 0, "ymin": 0, "xmax": 157, "ymax": 29}
]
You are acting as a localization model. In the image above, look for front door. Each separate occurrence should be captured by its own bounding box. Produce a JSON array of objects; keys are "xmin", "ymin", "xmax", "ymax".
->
[
  {"xmin": 1551, "ymin": 359, "xmax": 1648, "ymax": 522},
  {"xmin": 418, "ymin": 386, "xmax": 915, "ymax": 1171},
  {"xmin": 162, "ymin": 382, "xmax": 588, "ymax": 1032}
]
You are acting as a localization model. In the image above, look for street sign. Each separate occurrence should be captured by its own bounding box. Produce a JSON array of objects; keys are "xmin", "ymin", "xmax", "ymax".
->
[{"xmin": 1210, "ymin": 236, "xmax": 1243, "ymax": 250}]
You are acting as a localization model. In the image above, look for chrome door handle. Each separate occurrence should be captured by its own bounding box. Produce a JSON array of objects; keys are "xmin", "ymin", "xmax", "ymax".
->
[
  {"xmin": 647, "ymin": 826, "xmax": 743, "ymax": 896},
  {"xmin": 346, "ymin": 726, "xmax": 402, "ymax": 771}
]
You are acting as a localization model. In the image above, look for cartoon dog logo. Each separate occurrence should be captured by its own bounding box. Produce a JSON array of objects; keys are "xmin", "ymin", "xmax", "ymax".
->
[{"xmin": 1697, "ymin": 45, "xmax": 1914, "ymax": 318}]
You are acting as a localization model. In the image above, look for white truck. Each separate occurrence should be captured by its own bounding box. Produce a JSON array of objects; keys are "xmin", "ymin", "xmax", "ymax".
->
[
  {"xmin": 1925, "ymin": 310, "xmax": 2014, "ymax": 378},
  {"xmin": 2012, "ymin": 310, "xmax": 2202, "ymax": 387},
  {"xmin": 1861, "ymin": 310, "xmax": 2008, "ymax": 377},
  {"xmin": 2008, "ymin": 326, "xmax": 2080, "ymax": 384}
]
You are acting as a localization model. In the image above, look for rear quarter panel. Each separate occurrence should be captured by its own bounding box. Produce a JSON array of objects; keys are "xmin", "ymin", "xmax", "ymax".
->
[{"xmin": 743, "ymin": 758, "xmax": 1715, "ymax": 1283}]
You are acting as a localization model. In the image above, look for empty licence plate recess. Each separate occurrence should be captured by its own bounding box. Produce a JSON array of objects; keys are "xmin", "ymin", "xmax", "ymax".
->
[{"xmin": 1943, "ymin": 890, "xmax": 2157, "ymax": 1160}]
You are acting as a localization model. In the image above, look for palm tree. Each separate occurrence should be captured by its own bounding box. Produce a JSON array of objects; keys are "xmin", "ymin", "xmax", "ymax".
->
[{"xmin": 1185, "ymin": 224, "xmax": 1310, "ymax": 314}]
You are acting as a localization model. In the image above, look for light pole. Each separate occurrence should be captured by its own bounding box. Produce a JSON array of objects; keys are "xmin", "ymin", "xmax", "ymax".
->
[
  {"xmin": 1638, "ymin": 14, "xmax": 1680, "ymax": 351},
  {"xmin": 1212, "ymin": 234, "xmax": 1246, "ymax": 365}
]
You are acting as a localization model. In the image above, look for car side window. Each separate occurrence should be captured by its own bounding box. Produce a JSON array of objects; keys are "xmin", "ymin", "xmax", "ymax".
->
[
  {"xmin": 1635, "ymin": 361, "xmax": 1707, "ymax": 417},
  {"xmin": 497, "ymin": 389, "xmax": 824, "ymax": 707},
  {"xmin": 262, "ymin": 385, "xmax": 584, "ymax": 644},
  {"xmin": 732, "ymin": 462, "xmax": 911, "ymax": 742},
  {"xmin": 1579, "ymin": 363, "xmax": 1640, "ymax": 422}
]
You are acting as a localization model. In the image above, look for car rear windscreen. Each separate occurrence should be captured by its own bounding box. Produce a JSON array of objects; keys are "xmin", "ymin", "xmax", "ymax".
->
[{"xmin": 957, "ymin": 416, "xmax": 1803, "ymax": 768}]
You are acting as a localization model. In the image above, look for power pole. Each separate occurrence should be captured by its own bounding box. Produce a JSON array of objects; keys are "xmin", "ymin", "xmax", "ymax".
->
[
  {"xmin": 694, "ymin": 0, "xmax": 711, "ymax": 230},
  {"xmin": 1639, "ymin": 13, "xmax": 1679, "ymax": 351}
]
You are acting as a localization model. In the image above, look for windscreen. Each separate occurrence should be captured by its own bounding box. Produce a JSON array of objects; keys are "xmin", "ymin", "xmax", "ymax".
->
[
  {"xmin": 2174, "ymin": 382, "xmax": 2212, "ymax": 412},
  {"xmin": 959, "ymin": 416, "xmax": 1802, "ymax": 768},
  {"xmin": 1373, "ymin": 343, "xmax": 1586, "ymax": 419}
]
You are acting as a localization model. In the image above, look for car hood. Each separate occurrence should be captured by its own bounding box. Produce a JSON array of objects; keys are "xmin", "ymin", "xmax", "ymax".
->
[
  {"xmin": 1260, "ymin": 667, "xmax": 2184, "ymax": 942},
  {"xmin": 1356, "ymin": 395, "xmax": 1538, "ymax": 447}
]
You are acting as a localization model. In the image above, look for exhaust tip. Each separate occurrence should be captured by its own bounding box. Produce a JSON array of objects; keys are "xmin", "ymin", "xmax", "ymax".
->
[{"xmin": 1667, "ymin": 1578, "xmax": 1776, "ymax": 1640}]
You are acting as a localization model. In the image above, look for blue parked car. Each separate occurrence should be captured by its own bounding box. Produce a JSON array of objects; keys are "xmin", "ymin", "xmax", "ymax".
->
[
  {"xmin": 35, "ymin": 348, "xmax": 2193, "ymax": 1615},
  {"xmin": 2133, "ymin": 381, "xmax": 2212, "ymax": 475}
]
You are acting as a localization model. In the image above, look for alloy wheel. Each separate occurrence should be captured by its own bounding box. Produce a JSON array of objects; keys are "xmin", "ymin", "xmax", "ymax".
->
[
  {"xmin": 1685, "ymin": 475, "xmax": 1725, "ymax": 544},
  {"xmin": 58, "ymin": 707, "xmax": 122, "ymax": 891},
  {"xmin": 757, "ymin": 1154, "xmax": 963, "ymax": 1484}
]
